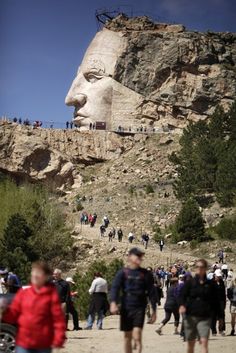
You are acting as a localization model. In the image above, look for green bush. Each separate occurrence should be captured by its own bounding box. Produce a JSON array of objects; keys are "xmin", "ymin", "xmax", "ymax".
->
[
  {"xmin": 76, "ymin": 202, "xmax": 84, "ymax": 211},
  {"xmin": 173, "ymin": 198, "xmax": 205, "ymax": 242},
  {"xmin": 152, "ymin": 224, "xmax": 162, "ymax": 243},
  {"xmin": 145, "ymin": 184, "xmax": 154, "ymax": 194},
  {"xmin": 73, "ymin": 259, "xmax": 123, "ymax": 319},
  {"xmin": 215, "ymin": 217, "xmax": 236, "ymax": 240}
]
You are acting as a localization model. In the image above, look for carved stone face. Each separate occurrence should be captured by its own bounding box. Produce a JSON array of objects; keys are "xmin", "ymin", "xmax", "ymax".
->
[{"xmin": 65, "ymin": 29, "xmax": 141, "ymax": 129}]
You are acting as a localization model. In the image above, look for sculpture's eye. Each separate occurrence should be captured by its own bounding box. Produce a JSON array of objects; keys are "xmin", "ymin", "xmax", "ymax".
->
[{"xmin": 85, "ymin": 72, "xmax": 103, "ymax": 83}]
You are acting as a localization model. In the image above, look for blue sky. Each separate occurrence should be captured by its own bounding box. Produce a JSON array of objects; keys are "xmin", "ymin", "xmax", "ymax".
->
[{"xmin": 0, "ymin": 0, "xmax": 236, "ymax": 127}]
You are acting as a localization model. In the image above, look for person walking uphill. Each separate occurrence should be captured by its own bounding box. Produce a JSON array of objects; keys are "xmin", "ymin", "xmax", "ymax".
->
[
  {"xmin": 156, "ymin": 277, "xmax": 180, "ymax": 335},
  {"xmin": 85, "ymin": 273, "xmax": 109, "ymax": 330},
  {"xmin": 110, "ymin": 248, "xmax": 157, "ymax": 353},
  {"xmin": 2, "ymin": 261, "xmax": 66, "ymax": 353},
  {"xmin": 179, "ymin": 259, "xmax": 219, "ymax": 353}
]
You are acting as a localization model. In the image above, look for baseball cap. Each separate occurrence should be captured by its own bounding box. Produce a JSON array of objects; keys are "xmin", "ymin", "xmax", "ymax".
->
[
  {"xmin": 214, "ymin": 269, "xmax": 222, "ymax": 277},
  {"xmin": 128, "ymin": 247, "xmax": 145, "ymax": 257}
]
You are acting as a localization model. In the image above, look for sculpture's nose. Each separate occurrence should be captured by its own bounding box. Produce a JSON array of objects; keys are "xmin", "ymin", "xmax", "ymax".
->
[{"xmin": 65, "ymin": 92, "xmax": 87, "ymax": 107}]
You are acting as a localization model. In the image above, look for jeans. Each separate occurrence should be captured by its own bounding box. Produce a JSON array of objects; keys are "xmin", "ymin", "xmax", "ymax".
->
[
  {"xmin": 16, "ymin": 347, "xmax": 51, "ymax": 353},
  {"xmin": 87, "ymin": 310, "xmax": 104, "ymax": 329}
]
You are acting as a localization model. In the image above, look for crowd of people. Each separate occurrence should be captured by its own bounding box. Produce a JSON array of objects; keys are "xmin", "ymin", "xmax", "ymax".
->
[
  {"xmin": 0, "ymin": 247, "xmax": 235, "ymax": 353},
  {"xmin": 1, "ymin": 116, "xmax": 172, "ymax": 134},
  {"xmin": 80, "ymin": 211, "xmax": 167, "ymax": 254}
]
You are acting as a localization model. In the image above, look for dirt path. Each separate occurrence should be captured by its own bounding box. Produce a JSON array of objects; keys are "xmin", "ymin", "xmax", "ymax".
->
[
  {"xmin": 63, "ymin": 304, "xmax": 235, "ymax": 353},
  {"xmin": 78, "ymin": 223, "xmax": 216, "ymax": 268}
]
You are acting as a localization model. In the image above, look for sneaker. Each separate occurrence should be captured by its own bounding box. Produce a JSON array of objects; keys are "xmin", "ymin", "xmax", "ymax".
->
[
  {"xmin": 230, "ymin": 329, "xmax": 235, "ymax": 336},
  {"xmin": 156, "ymin": 328, "xmax": 162, "ymax": 335},
  {"xmin": 84, "ymin": 327, "xmax": 92, "ymax": 330}
]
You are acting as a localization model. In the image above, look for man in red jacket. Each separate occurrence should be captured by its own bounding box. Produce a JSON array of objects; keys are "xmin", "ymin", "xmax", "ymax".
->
[{"xmin": 2, "ymin": 261, "xmax": 66, "ymax": 353}]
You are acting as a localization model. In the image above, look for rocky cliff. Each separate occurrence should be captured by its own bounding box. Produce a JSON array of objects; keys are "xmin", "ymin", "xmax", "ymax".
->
[
  {"xmin": 107, "ymin": 15, "xmax": 236, "ymax": 129},
  {"xmin": 0, "ymin": 122, "xmax": 145, "ymax": 187}
]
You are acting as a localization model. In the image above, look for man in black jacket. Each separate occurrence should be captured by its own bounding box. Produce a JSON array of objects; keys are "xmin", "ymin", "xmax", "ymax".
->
[
  {"xmin": 211, "ymin": 269, "xmax": 226, "ymax": 336},
  {"xmin": 110, "ymin": 248, "xmax": 157, "ymax": 353},
  {"xmin": 179, "ymin": 259, "xmax": 219, "ymax": 353},
  {"xmin": 53, "ymin": 268, "xmax": 70, "ymax": 313}
]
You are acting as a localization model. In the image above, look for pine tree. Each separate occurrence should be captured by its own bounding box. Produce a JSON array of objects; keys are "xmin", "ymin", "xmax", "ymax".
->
[
  {"xmin": 174, "ymin": 198, "xmax": 205, "ymax": 242},
  {"xmin": 1, "ymin": 213, "xmax": 38, "ymax": 281}
]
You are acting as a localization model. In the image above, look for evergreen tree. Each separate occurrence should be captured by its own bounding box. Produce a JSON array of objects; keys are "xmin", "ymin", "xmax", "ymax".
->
[
  {"xmin": 1, "ymin": 213, "xmax": 38, "ymax": 281},
  {"xmin": 173, "ymin": 198, "xmax": 205, "ymax": 242},
  {"xmin": 170, "ymin": 101, "xmax": 236, "ymax": 206}
]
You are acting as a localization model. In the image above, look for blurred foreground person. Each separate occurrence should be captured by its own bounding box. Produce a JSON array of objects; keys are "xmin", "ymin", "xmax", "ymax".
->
[
  {"xmin": 110, "ymin": 248, "xmax": 157, "ymax": 353},
  {"xmin": 179, "ymin": 259, "xmax": 218, "ymax": 353},
  {"xmin": 2, "ymin": 261, "xmax": 66, "ymax": 353}
]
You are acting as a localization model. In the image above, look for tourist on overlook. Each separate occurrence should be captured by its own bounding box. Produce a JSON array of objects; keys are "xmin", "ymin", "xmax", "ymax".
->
[{"xmin": 66, "ymin": 121, "xmax": 69, "ymax": 129}]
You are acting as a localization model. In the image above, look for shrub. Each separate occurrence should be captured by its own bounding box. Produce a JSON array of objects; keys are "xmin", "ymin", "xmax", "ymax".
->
[
  {"xmin": 128, "ymin": 185, "xmax": 135, "ymax": 195},
  {"xmin": 215, "ymin": 217, "xmax": 236, "ymax": 240},
  {"xmin": 76, "ymin": 202, "xmax": 84, "ymax": 211},
  {"xmin": 145, "ymin": 184, "xmax": 154, "ymax": 194},
  {"xmin": 152, "ymin": 224, "xmax": 162, "ymax": 243},
  {"xmin": 73, "ymin": 259, "xmax": 123, "ymax": 319}
]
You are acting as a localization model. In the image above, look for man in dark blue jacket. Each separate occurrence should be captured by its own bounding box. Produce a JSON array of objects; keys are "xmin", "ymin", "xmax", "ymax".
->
[{"xmin": 110, "ymin": 248, "xmax": 157, "ymax": 353}]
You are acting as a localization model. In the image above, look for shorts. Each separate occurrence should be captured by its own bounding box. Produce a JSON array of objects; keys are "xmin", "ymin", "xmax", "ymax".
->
[
  {"xmin": 184, "ymin": 316, "xmax": 211, "ymax": 341},
  {"xmin": 120, "ymin": 308, "xmax": 146, "ymax": 331},
  {"xmin": 230, "ymin": 305, "xmax": 236, "ymax": 314}
]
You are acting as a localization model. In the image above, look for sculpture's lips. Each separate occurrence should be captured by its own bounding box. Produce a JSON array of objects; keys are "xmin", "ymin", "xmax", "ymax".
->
[
  {"xmin": 73, "ymin": 115, "xmax": 91, "ymax": 127},
  {"xmin": 74, "ymin": 116, "xmax": 87, "ymax": 121}
]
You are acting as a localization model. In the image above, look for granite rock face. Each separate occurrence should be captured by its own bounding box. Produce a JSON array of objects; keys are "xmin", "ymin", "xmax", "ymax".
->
[{"xmin": 108, "ymin": 15, "xmax": 236, "ymax": 129}]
